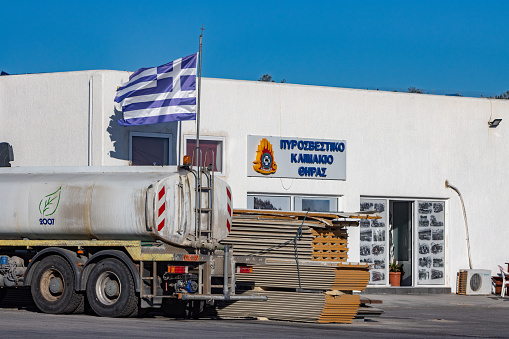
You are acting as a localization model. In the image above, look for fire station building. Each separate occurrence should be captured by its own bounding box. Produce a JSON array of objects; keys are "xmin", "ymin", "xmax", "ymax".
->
[{"xmin": 1, "ymin": 70, "xmax": 508, "ymax": 291}]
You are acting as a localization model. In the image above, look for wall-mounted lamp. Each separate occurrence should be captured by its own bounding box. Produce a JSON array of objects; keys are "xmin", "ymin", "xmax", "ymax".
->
[{"xmin": 488, "ymin": 119, "xmax": 502, "ymax": 128}]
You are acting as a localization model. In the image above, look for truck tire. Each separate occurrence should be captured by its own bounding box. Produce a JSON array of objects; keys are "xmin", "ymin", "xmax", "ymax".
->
[
  {"xmin": 72, "ymin": 296, "xmax": 85, "ymax": 314},
  {"xmin": 30, "ymin": 255, "xmax": 83, "ymax": 314},
  {"xmin": 86, "ymin": 258, "xmax": 138, "ymax": 317}
]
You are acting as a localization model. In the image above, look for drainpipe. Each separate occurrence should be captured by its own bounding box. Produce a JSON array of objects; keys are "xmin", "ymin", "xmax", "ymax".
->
[{"xmin": 445, "ymin": 180, "xmax": 473, "ymax": 269}]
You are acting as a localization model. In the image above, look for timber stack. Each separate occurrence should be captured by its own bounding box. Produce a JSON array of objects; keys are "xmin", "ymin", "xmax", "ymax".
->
[{"xmin": 208, "ymin": 209, "xmax": 378, "ymax": 323}]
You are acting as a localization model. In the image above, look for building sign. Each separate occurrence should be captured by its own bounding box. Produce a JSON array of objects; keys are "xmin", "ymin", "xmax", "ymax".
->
[
  {"xmin": 253, "ymin": 138, "xmax": 277, "ymax": 174},
  {"xmin": 247, "ymin": 135, "xmax": 346, "ymax": 180}
]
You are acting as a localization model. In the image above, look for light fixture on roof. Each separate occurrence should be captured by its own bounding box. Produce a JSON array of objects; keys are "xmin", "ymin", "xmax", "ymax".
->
[{"xmin": 488, "ymin": 119, "xmax": 502, "ymax": 128}]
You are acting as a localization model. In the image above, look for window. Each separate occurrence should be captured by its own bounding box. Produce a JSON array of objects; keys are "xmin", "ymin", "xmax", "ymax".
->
[
  {"xmin": 184, "ymin": 136, "xmax": 224, "ymax": 173},
  {"xmin": 295, "ymin": 196, "xmax": 338, "ymax": 212},
  {"xmin": 247, "ymin": 195, "xmax": 291, "ymax": 211},
  {"xmin": 129, "ymin": 132, "xmax": 172, "ymax": 166},
  {"xmin": 247, "ymin": 194, "xmax": 339, "ymax": 212}
]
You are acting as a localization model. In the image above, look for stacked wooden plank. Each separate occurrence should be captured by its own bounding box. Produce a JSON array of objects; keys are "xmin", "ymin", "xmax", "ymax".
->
[
  {"xmin": 311, "ymin": 227, "xmax": 348, "ymax": 262},
  {"xmin": 235, "ymin": 261, "xmax": 370, "ymax": 291},
  {"xmin": 223, "ymin": 210, "xmax": 359, "ymax": 261},
  {"xmin": 220, "ymin": 218, "xmax": 315, "ymax": 260},
  {"xmin": 319, "ymin": 294, "xmax": 362, "ymax": 323},
  {"xmin": 211, "ymin": 210, "xmax": 378, "ymax": 323},
  {"xmin": 209, "ymin": 290, "xmax": 361, "ymax": 323}
]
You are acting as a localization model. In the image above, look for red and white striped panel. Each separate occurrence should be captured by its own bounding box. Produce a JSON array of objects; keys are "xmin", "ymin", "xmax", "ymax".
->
[
  {"xmin": 157, "ymin": 186, "xmax": 166, "ymax": 232},
  {"xmin": 226, "ymin": 186, "xmax": 232, "ymax": 232}
]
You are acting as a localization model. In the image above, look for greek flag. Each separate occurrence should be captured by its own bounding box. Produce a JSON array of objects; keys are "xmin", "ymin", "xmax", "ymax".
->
[{"xmin": 115, "ymin": 53, "xmax": 198, "ymax": 126}]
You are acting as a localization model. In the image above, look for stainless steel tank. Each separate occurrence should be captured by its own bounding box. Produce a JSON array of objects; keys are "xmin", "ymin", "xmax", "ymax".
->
[{"xmin": 0, "ymin": 167, "xmax": 232, "ymax": 248}]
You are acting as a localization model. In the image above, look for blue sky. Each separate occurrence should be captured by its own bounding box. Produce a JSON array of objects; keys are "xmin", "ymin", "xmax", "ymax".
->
[{"xmin": 1, "ymin": 1, "xmax": 508, "ymax": 96}]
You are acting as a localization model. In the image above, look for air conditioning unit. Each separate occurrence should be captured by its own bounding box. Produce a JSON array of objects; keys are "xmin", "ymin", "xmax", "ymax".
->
[{"xmin": 456, "ymin": 269, "xmax": 491, "ymax": 295}]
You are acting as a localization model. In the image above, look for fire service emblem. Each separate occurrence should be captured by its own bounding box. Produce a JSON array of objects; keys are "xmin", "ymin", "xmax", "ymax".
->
[{"xmin": 253, "ymin": 138, "xmax": 277, "ymax": 174}]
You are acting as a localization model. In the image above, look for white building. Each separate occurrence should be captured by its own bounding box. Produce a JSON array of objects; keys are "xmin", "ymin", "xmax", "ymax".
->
[{"xmin": 1, "ymin": 70, "xmax": 507, "ymax": 291}]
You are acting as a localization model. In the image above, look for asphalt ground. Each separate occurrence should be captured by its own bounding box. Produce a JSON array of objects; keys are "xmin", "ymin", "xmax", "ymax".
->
[
  {"xmin": 1, "ymin": 289, "xmax": 508, "ymax": 338},
  {"xmin": 348, "ymin": 293, "xmax": 509, "ymax": 338}
]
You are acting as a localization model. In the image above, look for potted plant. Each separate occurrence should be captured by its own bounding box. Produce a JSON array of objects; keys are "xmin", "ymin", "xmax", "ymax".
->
[{"xmin": 389, "ymin": 260, "xmax": 403, "ymax": 287}]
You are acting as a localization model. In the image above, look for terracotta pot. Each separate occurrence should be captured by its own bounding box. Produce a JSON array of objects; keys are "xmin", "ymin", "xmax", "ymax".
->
[{"xmin": 389, "ymin": 271, "xmax": 401, "ymax": 286}]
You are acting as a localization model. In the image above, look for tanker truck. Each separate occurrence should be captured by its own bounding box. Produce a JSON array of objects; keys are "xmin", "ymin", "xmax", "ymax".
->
[{"xmin": 0, "ymin": 164, "xmax": 265, "ymax": 317}]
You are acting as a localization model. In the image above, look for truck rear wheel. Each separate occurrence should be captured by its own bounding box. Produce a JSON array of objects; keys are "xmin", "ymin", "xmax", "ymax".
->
[
  {"xmin": 30, "ymin": 255, "xmax": 83, "ymax": 314},
  {"xmin": 86, "ymin": 258, "xmax": 138, "ymax": 317}
]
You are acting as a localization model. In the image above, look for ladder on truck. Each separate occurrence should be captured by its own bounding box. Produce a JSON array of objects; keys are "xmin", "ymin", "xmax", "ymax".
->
[{"xmin": 192, "ymin": 147, "xmax": 215, "ymax": 246}]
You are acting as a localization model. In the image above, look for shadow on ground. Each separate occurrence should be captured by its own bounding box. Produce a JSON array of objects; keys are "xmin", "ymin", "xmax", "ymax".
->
[{"xmin": 0, "ymin": 288, "xmax": 38, "ymax": 312}]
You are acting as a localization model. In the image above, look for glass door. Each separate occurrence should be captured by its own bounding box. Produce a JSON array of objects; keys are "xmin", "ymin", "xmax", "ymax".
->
[{"xmin": 390, "ymin": 201, "xmax": 413, "ymax": 286}]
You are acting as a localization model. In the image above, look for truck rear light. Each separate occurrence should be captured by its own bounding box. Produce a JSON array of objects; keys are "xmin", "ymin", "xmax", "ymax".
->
[
  {"xmin": 236, "ymin": 266, "xmax": 253, "ymax": 274},
  {"xmin": 168, "ymin": 265, "xmax": 188, "ymax": 274}
]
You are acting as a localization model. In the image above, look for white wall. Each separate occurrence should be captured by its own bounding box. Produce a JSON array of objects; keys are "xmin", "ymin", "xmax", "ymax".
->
[
  {"xmin": 181, "ymin": 78, "xmax": 509, "ymax": 289},
  {"xmin": 2, "ymin": 71, "xmax": 508, "ymax": 290},
  {"xmin": 1, "ymin": 71, "xmax": 92, "ymax": 166},
  {"xmin": 0, "ymin": 71, "xmax": 180, "ymax": 166}
]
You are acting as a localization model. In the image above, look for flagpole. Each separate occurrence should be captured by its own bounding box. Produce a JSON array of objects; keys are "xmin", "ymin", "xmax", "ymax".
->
[
  {"xmin": 197, "ymin": 26, "xmax": 203, "ymax": 152},
  {"xmin": 195, "ymin": 27, "xmax": 204, "ymax": 243},
  {"xmin": 177, "ymin": 120, "xmax": 181, "ymax": 167}
]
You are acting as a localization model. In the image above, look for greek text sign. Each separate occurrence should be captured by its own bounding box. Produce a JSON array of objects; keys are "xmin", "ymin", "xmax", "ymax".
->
[{"xmin": 247, "ymin": 135, "xmax": 346, "ymax": 180}]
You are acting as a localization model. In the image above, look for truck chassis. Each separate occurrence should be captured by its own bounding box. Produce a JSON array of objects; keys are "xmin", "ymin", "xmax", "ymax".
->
[{"xmin": 0, "ymin": 239, "xmax": 265, "ymax": 317}]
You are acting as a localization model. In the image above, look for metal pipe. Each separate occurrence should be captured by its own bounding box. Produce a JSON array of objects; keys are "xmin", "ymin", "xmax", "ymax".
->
[
  {"xmin": 186, "ymin": 167, "xmax": 200, "ymax": 242},
  {"xmin": 223, "ymin": 245, "xmax": 229, "ymax": 297},
  {"xmin": 196, "ymin": 166, "xmax": 200, "ymax": 241},
  {"xmin": 177, "ymin": 121, "xmax": 181, "ymax": 167},
  {"xmin": 445, "ymin": 180, "xmax": 473, "ymax": 269},
  {"xmin": 179, "ymin": 294, "xmax": 267, "ymax": 301},
  {"xmin": 230, "ymin": 251, "xmax": 236, "ymax": 295},
  {"xmin": 152, "ymin": 261, "xmax": 157, "ymax": 297},
  {"xmin": 139, "ymin": 260, "xmax": 144, "ymax": 297},
  {"xmin": 198, "ymin": 263, "xmax": 203, "ymax": 294},
  {"xmin": 195, "ymin": 29, "xmax": 204, "ymax": 243},
  {"xmin": 196, "ymin": 27, "xmax": 203, "ymax": 150}
]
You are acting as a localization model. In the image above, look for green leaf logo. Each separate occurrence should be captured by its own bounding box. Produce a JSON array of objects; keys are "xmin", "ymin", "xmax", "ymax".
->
[{"xmin": 39, "ymin": 187, "xmax": 62, "ymax": 217}]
